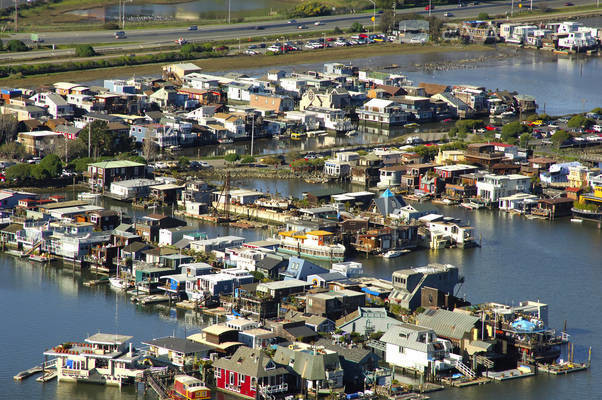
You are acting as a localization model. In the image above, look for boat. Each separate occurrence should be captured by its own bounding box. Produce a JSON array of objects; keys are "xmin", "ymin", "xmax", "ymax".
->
[
  {"xmin": 383, "ymin": 250, "xmax": 403, "ymax": 258},
  {"xmin": 109, "ymin": 277, "xmax": 130, "ymax": 290},
  {"xmin": 172, "ymin": 375, "xmax": 211, "ymax": 400},
  {"xmin": 43, "ymin": 333, "xmax": 145, "ymax": 386},
  {"xmin": 277, "ymin": 230, "xmax": 345, "ymax": 262},
  {"xmin": 404, "ymin": 122, "xmax": 419, "ymax": 128},
  {"xmin": 461, "ymin": 199, "xmax": 488, "ymax": 210},
  {"xmin": 217, "ymin": 138, "xmax": 233, "ymax": 144},
  {"xmin": 570, "ymin": 218, "xmax": 583, "ymax": 223},
  {"xmin": 290, "ymin": 131, "xmax": 307, "ymax": 140},
  {"xmin": 254, "ymin": 198, "xmax": 290, "ymax": 210},
  {"xmin": 167, "ymin": 145, "xmax": 182, "ymax": 153},
  {"xmin": 77, "ymin": 192, "xmax": 101, "ymax": 201},
  {"xmin": 345, "ymin": 130, "xmax": 357, "ymax": 136}
]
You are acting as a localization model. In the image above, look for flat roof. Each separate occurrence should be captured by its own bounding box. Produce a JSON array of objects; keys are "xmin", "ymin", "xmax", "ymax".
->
[
  {"xmin": 88, "ymin": 160, "xmax": 145, "ymax": 169},
  {"xmin": 86, "ymin": 333, "xmax": 132, "ymax": 345},
  {"xmin": 202, "ymin": 324, "xmax": 236, "ymax": 336}
]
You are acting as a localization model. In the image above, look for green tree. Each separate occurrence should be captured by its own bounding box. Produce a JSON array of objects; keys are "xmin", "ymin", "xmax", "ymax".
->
[
  {"xmin": 427, "ymin": 16, "xmax": 443, "ymax": 41},
  {"xmin": 74, "ymin": 44, "xmax": 96, "ymax": 57},
  {"xmin": 333, "ymin": 26, "xmax": 343, "ymax": 34},
  {"xmin": 5, "ymin": 163, "xmax": 32, "ymax": 181},
  {"xmin": 39, "ymin": 154, "xmax": 63, "ymax": 178},
  {"xmin": 455, "ymin": 119, "xmax": 484, "ymax": 134},
  {"xmin": 177, "ymin": 156, "xmax": 190, "ymax": 169},
  {"xmin": 6, "ymin": 40, "xmax": 28, "ymax": 52},
  {"xmin": 551, "ymin": 130, "xmax": 570, "ymax": 147},
  {"xmin": 477, "ymin": 12, "xmax": 490, "ymax": 20},
  {"xmin": 287, "ymin": 1, "xmax": 331, "ymax": 18},
  {"xmin": 76, "ymin": 120, "xmax": 132, "ymax": 157},
  {"xmin": 590, "ymin": 107, "xmax": 602, "ymax": 115},
  {"xmin": 0, "ymin": 141, "xmax": 25, "ymax": 159},
  {"xmin": 349, "ymin": 22, "xmax": 364, "ymax": 33},
  {"xmin": 567, "ymin": 114, "xmax": 593, "ymax": 129},
  {"xmin": 0, "ymin": 114, "xmax": 18, "ymax": 144},
  {"xmin": 501, "ymin": 121, "xmax": 529, "ymax": 142},
  {"xmin": 224, "ymin": 153, "xmax": 240, "ymax": 163},
  {"xmin": 240, "ymin": 155, "xmax": 256, "ymax": 164},
  {"xmin": 31, "ymin": 164, "xmax": 51, "ymax": 180},
  {"xmin": 519, "ymin": 132, "xmax": 533, "ymax": 148}
]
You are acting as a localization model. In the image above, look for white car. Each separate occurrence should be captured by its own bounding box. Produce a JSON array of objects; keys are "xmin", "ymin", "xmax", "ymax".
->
[
  {"xmin": 334, "ymin": 40, "xmax": 348, "ymax": 46},
  {"xmin": 314, "ymin": 21, "xmax": 321, "ymax": 26},
  {"xmin": 244, "ymin": 49, "xmax": 258, "ymax": 55},
  {"xmin": 267, "ymin": 45, "xmax": 281, "ymax": 52}
]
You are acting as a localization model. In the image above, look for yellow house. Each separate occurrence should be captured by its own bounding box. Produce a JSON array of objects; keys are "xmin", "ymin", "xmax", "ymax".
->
[
  {"xmin": 435, "ymin": 149, "xmax": 466, "ymax": 165},
  {"xmin": 567, "ymin": 165, "xmax": 590, "ymax": 188}
]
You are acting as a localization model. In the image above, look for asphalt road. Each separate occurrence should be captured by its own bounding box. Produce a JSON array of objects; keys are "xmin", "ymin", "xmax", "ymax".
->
[{"xmin": 1, "ymin": 0, "xmax": 595, "ymax": 61}]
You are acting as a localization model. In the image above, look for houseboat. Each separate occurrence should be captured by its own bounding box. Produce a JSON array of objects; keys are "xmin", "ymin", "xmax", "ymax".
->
[
  {"xmin": 172, "ymin": 375, "xmax": 211, "ymax": 400},
  {"xmin": 277, "ymin": 230, "xmax": 345, "ymax": 262},
  {"xmin": 43, "ymin": 333, "xmax": 145, "ymax": 387}
]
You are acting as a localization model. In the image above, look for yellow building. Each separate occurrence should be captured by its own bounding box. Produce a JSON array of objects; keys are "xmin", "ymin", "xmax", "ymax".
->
[{"xmin": 435, "ymin": 149, "xmax": 466, "ymax": 165}]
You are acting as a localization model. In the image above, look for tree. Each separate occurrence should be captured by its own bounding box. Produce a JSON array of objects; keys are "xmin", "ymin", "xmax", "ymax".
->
[
  {"xmin": 0, "ymin": 141, "xmax": 25, "ymax": 159},
  {"xmin": 224, "ymin": 153, "xmax": 240, "ymax": 163},
  {"xmin": 0, "ymin": 114, "xmax": 17, "ymax": 144},
  {"xmin": 551, "ymin": 130, "xmax": 570, "ymax": 148},
  {"xmin": 74, "ymin": 44, "xmax": 96, "ymax": 57},
  {"xmin": 501, "ymin": 121, "xmax": 529, "ymax": 142},
  {"xmin": 455, "ymin": 119, "xmax": 483, "ymax": 134},
  {"xmin": 142, "ymin": 130, "xmax": 158, "ymax": 162},
  {"xmin": 240, "ymin": 155, "xmax": 255, "ymax": 164},
  {"xmin": 379, "ymin": 10, "xmax": 396, "ymax": 34},
  {"xmin": 76, "ymin": 120, "xmax": 132, "ymax": 158},
  {"xmin": 333, "ymin": 26, "xmax": 343, "ymax": 34},
  {"xmin": 567, "ymin": 114, "xmax": 593, "ymax": 130},
  {"xmin": 6, "ymin": 40, "xmax": 28, "ymax": 52},
  {"xmin": 5, "ymin": 163, "xmax": 32, "ymax": 182},
  {"xmin": 426, "ymin": 16, "xmax": 443, "ymax": 41},
  {"xmin": 39, "ymin": 154, "xmax": 62, "ymax": 178},
  {"xmin": 590, "ymin": 107, "xmax": 602, "ymax": 115},
  {"xmin": 519, "ymin": 132, "xmax": 533, "ymax": 148},
  {"xmin": 287, "ymin": 1, "xmax": 331, "ymax": 18},
  {"xmin": 349, "ymin": 22, "xmax": 364, "ymax": 33},
  {"xmin": 178, "ymin": 156, "xmax": 190, "ymax": 169},
  {"xmin": 478, "ymin": 12, "xmax": 490, "ymax": 20}
]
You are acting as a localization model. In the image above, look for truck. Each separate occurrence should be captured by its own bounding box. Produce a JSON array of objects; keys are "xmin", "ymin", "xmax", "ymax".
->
[{"xmin": 30, "ymin": 33, "xmax": 43, "ymax": 43}]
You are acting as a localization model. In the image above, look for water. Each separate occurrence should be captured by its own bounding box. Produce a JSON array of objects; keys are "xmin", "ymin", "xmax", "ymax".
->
[
  {"xmin": 2, "ymin": 181, "xmax": 601, "ymax": 399},
  {"xmin": 68, "ymin": 0, "xmax": 287, "ymax": 21},
  {"xmin": 228, "ymin": 48, "xmax": 602, "ymax": 116}
]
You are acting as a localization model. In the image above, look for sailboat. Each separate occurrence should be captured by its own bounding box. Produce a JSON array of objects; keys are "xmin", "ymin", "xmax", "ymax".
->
[{"xmin": 109, "ymin": 254, "xmax": 130, "ymax": 290}]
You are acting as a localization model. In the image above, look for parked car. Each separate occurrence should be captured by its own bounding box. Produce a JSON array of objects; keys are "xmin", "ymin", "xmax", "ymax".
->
[
  {"xmin": 244, "ymin": 49, "xmax": 258, "ymax": 55},
  {"xmin": 425, "ymin": 5, "xmax": 434, "ymax": 10}
]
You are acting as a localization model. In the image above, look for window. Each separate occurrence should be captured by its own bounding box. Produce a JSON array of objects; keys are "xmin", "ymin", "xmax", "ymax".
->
[
  {"xmin": 241, "ymin": 375, "xmax": 246, "ymax": 383},
  {"xmin": 230, "ymin": 371, "xmax": 234, "ymax": 385},
  {"xmin": 251, "ymin": 377, "xmax": 257, "ymax": 389},
  {"xmin": 216, "ymin": 368, "xmax": 222, "ymax": 378}
]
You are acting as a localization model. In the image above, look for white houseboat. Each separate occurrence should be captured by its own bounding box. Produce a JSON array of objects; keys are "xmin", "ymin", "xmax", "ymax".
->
[
  {"xmin": 43, "ymin": 333, "xmax": 145, "ymax": 387},
  {"xmin": 277, "ymin": 230, "xmax": 345, "ymax": 262}
]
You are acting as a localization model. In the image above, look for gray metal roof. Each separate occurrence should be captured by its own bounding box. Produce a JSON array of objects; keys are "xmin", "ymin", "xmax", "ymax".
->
[
  {"xmin": 143, "ymin": 337, "xmax": 211, "ymax": 354},
  {"xmin": 416, "ymin": 309, "xmax": 479, "ymax": 340}
]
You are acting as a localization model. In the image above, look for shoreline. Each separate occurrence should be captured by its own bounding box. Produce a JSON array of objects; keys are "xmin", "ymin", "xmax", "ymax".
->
[{"xmin": 0, "ymin": 43, "xmax": 494, "ymax": 87}]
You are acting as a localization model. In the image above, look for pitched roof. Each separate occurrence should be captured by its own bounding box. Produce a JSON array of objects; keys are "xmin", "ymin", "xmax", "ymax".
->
[
  {"xmin": 415, "ymin": 309, "xmax": 479, "ymax": 340},
  {"xmin": 213, "ymin": 347, "xmax": 288, "ymax": 378},
  {"xmin": 314, "ymin": 338, "xmax": 373, "ymax": 364}
]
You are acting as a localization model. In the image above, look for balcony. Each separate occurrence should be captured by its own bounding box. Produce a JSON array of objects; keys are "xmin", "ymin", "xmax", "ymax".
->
[{"xmin": 260, "ymin": 383, "xmax": 288, "ymax": 394}]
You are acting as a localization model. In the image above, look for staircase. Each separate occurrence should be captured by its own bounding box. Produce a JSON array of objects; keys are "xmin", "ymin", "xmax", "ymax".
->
[{"xmin": 455, "ymin": 360, "xmax": 476, "ymax": 378}]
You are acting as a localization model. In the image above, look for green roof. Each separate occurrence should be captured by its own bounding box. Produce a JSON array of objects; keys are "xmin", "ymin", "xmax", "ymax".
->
[{"xmin": 88, "ymin": 160, "xmax": 145, "ymax": 169}]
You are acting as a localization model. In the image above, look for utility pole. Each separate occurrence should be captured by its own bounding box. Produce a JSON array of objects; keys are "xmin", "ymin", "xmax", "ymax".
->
[
  {"xmin": 368, "ymin": 0, "xmax": 376, "ymax": 33},
  {"xmin": 14, "ymin": 0, "xmax": 17, "ymax": 33},
  {"xmin": 429, "ymin": 0, "xmax": 432, "ymax": 16},
  {"xmin": 511, "ymin": 0, "xmax": 514, "ymax": 17},
  {"xmin": 227, "ymin": 0, "xmax": 231, "ymax": 24},
  {"xmin": 88, "ymin": 123, "xmax": 91, "ymax": 158},
  {"xmin": 250, "ymin": 114, "xmax": 255, "ymax": 157}
]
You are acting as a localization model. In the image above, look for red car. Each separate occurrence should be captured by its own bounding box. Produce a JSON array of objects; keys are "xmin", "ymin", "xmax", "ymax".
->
[
  {"xmin": 485, "ymin": 125, "xmax": 498, "ymax": 131},
  {"xmin": 425, "ymin": 5, "xmax": 434, "ymax": 10},
  {"xmin": 358, "ymin": 33, "xmax": 368, "ymax": 39}
]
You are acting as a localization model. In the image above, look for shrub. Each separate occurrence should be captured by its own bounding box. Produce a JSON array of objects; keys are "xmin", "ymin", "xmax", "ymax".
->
[
  {"xmin": 501, "ymin": 121, "xmax": 529, "ymax": 142},
  {"xmin": 287, "ymin": 1, "xmax": 331, "ymax": 18},
  {"xmin": 75, "ymin": 44, "xmax": 96, "ymax": 57},
  {"xmin": 103, "ymin": 22, "xmax": 120, "ymax": 30},
  {"xmin": 6, "ymin": 40, "xmax": 28, "ymax": 52},
  {"xmin": 477, "ymin": 12, "xmax": 490, "ymax": 20},
  {"xmin": 240, "ymin": 155, "xmax": 255, "ymax": 164},
  {"xmin": 455, "ymin": 119, "xmax": 484, "ymax": 134},
  {"xmin": 349, "ymin": 22, "xmax": 364, "ymax": 33},
  {"xmin": 567, "ymin": 114, "xmax": 594, "ymax": 129},
  {"xmin": 224, "ymin": 153, "xmax": 240, "ymax": 163},
  {"xmin": 333, "ymin": 26, "xmax": 342, "ymax": 34}
]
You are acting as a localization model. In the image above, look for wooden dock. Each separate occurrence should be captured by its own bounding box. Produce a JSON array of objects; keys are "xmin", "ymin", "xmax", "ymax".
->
[
  {"xmin": 36, "ymin": 370, "xmax": 58, "ymax": 383},
  {"xmin": 13, "ymin": 365, "xmax": 43, "ymax": 380},
  {"xmin": 538, "ymin": 362, "xmax": 589, "ymax": 375}
]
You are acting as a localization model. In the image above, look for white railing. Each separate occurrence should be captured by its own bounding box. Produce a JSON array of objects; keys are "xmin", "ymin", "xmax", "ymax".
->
[{"xmin": 260, "ymin": 383, "xmax": 288, "ymax": 394}]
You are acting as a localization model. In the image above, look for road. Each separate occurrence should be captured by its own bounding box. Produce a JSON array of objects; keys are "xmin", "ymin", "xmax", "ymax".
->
[{"xmin": 1, "ymin": 0, "xmax": 596, "ymax": 62}]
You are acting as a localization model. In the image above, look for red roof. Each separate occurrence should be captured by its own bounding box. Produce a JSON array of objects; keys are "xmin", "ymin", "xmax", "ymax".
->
[
  {"xmin": 565, "ymin": 187, "xmax": 581, "ymax": 192},
  {"xmin": 490, "ymin": 142, "xmax": 515, "ymax": 148}
]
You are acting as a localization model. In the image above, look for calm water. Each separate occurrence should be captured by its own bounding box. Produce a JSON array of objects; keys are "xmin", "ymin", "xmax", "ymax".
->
[{"xmin": 2, "ymin": 181, "xmax": 601, "ymax": 400}]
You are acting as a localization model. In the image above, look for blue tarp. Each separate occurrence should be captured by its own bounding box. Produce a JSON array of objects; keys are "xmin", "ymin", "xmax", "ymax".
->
[
  {"xmin": 362, "ymin": 287, "xmax": 381, "ymax": 296},
  {"xmin": 511, "ymin": 319, "xmax": 544, "ymax": 333}
]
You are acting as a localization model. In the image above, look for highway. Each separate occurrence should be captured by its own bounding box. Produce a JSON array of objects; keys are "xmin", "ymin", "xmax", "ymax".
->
[{"xmin": 0, "ymin": 0, "xmax": 596, "ymax": 62}]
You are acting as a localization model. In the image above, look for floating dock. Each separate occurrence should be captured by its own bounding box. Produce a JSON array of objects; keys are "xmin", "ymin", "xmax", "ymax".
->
[
  {"xmin": 538, "ymin": 362, "xmax": 589, "ymax": 375},
  {"xmin": 485, "ymin": 368, "xmax": 535, "ymax": 381},
  {"xmin": 13, "ymin": 365, "xmax": 43, "ymax": 380}
]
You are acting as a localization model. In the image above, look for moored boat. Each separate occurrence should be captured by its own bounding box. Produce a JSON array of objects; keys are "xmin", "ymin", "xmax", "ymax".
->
[
  {"xmin": 78, "ymin": 192, "xmax": 101, "ymax": 201},
  {"xmin": 172, "ymin": 375, "xmax": 211, "ymax": 400}
]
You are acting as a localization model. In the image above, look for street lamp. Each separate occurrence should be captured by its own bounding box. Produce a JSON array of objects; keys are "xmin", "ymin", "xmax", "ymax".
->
[{"xmin": 368, "ymin": 0, "xmax": 376, "ymax": 34}]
